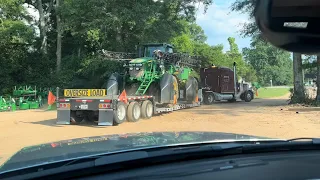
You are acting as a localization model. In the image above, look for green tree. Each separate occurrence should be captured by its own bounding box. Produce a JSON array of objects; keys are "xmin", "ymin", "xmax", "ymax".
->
[
  {"xmin": 0, "ymin": 0, "xmax": 218, "ymax": 92},
  {"xmin": 242, "ymin": 38, "xmax": 293, "ymax": 86},
  {"xmin": 225, "ymin": 37, "xmax": 257, "ymax": 82},
  {"xmin": 231, "ymin": 0, "xmax": 304, "ymax": 101}
]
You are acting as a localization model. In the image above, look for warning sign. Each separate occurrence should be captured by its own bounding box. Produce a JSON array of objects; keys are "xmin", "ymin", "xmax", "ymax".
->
[{"xmin": 63, "ymin": 89, "xmax": 106, "ymax": 97}]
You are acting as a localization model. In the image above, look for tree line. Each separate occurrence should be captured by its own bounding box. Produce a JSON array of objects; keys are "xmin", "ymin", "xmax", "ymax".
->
[
  {"xmin": 1, "ymin": 0, "xmax": 293, "ymax": 96},
  {"xmin": 231, "ymin": 0, "xmax": 319, "ymax": 103}
]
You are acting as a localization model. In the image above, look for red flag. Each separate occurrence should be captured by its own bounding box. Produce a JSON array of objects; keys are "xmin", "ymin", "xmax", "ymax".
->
[
  {"xmin": 48, "ymin": 91, "xmax": 56, "ymax": 105},
  {"xmin": 118, "ymin": 90, "xmax": 128, "ymax": 104}
]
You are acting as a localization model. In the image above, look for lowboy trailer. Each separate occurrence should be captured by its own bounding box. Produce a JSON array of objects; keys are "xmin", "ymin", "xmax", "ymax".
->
[{"xmin": 56, "ymin": 88, "xmax": 202, "ymax": 126}]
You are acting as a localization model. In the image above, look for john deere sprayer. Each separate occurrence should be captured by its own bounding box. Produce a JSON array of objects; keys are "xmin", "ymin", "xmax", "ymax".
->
[
  {"xmin": 56, "ymin": 43, "xmax": 202, "ymax": 126},
  {"xmin": 102, "ymin": 43, "xmax": 200, "ymax": 106}
]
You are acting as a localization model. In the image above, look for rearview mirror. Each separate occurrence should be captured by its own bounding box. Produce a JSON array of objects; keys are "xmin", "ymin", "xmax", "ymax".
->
[{"xmin": 255, "ymin": 0, "xmax": 320, "ymax": 54}]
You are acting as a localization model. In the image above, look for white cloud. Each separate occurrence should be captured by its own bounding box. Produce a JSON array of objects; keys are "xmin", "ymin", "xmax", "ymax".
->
[
  {"xmin": 23, "ymin": 3, "xmax": 39, "ymax": 21},
  {"xmin": 196, "ymin": 0, "xmax": 251, "ymax": 51},
  {"xmin": 22, "ymin": 3, "xmax": 40, "ymax": 36}
]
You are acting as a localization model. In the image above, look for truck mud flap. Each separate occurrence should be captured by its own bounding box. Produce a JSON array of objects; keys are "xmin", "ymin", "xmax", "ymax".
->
[
  {"xmin": 98, "ymin": 109, "xmax": 114, "ymax": 126},
  {"xmin": 56, "ymin": 109, "xmax": 71, "ymax": 125}
]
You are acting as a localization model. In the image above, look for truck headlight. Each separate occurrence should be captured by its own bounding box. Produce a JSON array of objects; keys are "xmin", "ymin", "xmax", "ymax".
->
[
  {"xmin": 136, "ymin": 67, "xmax": 140, "ymax": 71},
  {"xmin": 129, "ymin": 67, "xmax": 133, "ymax": 70}
]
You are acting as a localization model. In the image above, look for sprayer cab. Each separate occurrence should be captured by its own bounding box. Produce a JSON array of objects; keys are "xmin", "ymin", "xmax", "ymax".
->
[
  {"xmin": 138, "ymin": 43, "xmax": 174, "ymax": 57},
  {"xmin": 200, "ymin": 62, "xmax": 254, "ymax": 104}
]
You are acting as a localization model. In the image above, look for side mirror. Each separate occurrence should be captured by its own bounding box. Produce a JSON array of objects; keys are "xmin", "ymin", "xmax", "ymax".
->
[{"xmin": 254, "ymin": 0, "xmax": 320, "ymax": 54}]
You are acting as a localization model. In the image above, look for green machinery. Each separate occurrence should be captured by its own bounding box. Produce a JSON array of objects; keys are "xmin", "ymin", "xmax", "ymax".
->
[
  {"xmin": 0, "ymin": 96, "xmax": 16, "ymax": 112},
  {"xmin": 13, "ymin": 86, "xmax": 43, "ymax": 110},
  {"xmin": 102, "ymin": 43, "xmax": 201, "ymax": 105}
]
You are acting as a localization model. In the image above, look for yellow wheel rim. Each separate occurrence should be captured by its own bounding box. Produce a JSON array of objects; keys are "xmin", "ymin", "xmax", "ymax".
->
[{"xmin": 172, "ymin": 76, "xmax": 179, "ymax": 105}]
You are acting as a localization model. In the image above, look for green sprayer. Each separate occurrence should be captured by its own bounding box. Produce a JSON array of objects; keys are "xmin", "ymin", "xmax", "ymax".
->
[{"xmin": 102, "ymin": 43, "xmax": 200, "ymax": 106}]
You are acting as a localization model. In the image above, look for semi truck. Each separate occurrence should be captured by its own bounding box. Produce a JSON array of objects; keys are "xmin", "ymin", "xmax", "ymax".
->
[
  {"xmin": 56, "ymin": 43, "xmax": 202, "ymax": 126},
  {"xmin": 200, "ymin": 62, "xmax": 254, "ymax": 104}
]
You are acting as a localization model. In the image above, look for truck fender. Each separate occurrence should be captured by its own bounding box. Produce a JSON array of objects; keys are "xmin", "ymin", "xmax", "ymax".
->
[
  {"xmin": 186, "ymin": 77, "xmax": 199, "ymax": 102},
  {"xmin": 105, "ymin": 73, "xmax": 123, "ymax": 95},
  {"xmin": 160, "ymin": 73, "xmax": 174, "ymax": 104}
]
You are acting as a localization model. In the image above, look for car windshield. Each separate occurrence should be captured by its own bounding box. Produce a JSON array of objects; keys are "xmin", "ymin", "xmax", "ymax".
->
[{"xmin": 0, "ymin": 0, "xmax": 319, "ymax": 174}]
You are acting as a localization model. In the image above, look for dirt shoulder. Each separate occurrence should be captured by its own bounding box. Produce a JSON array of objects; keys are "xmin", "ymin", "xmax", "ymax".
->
[{"xmin": 1, "ymin": 95, "xmax": 320, "ymax": 165}]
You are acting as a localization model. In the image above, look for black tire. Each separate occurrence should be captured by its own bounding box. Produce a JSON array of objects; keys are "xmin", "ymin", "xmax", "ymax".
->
[
  {"xmin": 240, "ymin": 93, "xmax": 245, "ymax": 100},
  {"xmin": 244, "ymin": 91, "xmax": 253, "ymax": 102},
  {"xmin": 88, "ymin": 111, "xmax": 98, "ymax": 122},
  {"xmin": 141, "ymin": 100, "xmax": 153, "ymax": 119},
  {"xmin": 127, "ymin": 101, "xmax": 141, "ymax": 122},
  {"xmin": 70, "ymin": 111, "xmax": 83, "ymax": 124},
  {"xmin": 204, "ymin": 93, "xmax": 214, "ymax": 105},
  {"xmin": 113, "ymin": 102, "xmax": 127, "ymax": 125}
]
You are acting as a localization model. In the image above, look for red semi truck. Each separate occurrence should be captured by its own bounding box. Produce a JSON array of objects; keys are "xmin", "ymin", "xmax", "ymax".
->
[{"xmin": 200, "ymin": 62, "xmax": 254, "ymax": 104}]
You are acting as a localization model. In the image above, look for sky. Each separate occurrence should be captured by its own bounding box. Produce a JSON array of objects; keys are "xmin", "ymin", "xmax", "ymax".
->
[{"xmin": 196, "ymin": 0, "xmax": 251, "ymax": 52}]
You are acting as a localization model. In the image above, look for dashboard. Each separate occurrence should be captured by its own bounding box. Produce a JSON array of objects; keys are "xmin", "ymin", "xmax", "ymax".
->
[{"xmin": 80, "ymin": 151, "xmax": 320, "ymax": 180}]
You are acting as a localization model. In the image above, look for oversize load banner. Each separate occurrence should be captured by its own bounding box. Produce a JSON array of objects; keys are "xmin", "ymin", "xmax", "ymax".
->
[{"xmin": 63, "ymin": 89, "xmax": 106, "ymax": 97}]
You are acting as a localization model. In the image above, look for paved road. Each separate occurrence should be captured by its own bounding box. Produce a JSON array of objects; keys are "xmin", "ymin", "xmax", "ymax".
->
[{"xmin": 1, "ymin": 95, "xmax": 320, "ymax": 165}]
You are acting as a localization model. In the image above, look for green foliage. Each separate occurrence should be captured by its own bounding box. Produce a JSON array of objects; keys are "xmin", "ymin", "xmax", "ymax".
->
[
  {"xmin": 225, "ymin": 37, "xmax": 257, "ymax": 82},
  {"xmin": 231, "ymin": 0, "xmax": 258, "ymax": 37},
  {"xmin": 171, "ymin": 34, "xmax": 195, "ymax": 54},
  {"xmin": 0, "ymin": 0, "xmax": 261, "ymax": 95},
  {"xmin": 243, "ymin": 38, "xmax": 293, "ymax": 86}
]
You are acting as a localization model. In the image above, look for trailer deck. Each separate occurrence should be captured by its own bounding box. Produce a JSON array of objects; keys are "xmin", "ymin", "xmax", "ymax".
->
[{"xmin": 56, "ymin": 93, "xmax": 201, "ymax": 126}]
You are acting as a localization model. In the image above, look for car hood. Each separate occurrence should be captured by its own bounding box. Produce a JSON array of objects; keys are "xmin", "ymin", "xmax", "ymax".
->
[{"xmin": 0, "ymin": 131, "xmax": 277, "ymax": 172}]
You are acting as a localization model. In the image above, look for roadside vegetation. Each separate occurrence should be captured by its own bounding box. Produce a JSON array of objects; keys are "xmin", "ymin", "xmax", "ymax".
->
[
  {"xmin": 1, "ymin": 0, "xmax": 294, "ymax": 95},
  {"xmin": 256, "ymin": 88, "xmax": 290, "ymax": 99}
]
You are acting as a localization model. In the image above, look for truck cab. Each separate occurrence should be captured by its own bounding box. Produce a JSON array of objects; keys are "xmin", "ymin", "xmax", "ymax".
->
[{"xmin": 200, "ymin": 63, "xmax": 254, "ymax": 104}]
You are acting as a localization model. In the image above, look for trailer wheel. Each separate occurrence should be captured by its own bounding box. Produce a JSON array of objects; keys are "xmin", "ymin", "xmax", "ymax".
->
[
  {"xmin": 141, "ymin": 100, "xmax": 153, "ymax": 119},
  {"xmin": 127, "ymin": 101, "xmax": 141, "ymax": 122},
  {"xmin": 113, "ymin": 102, "xmax": 127, "ymax": 125},
  {"xmin": 70, "ymin": 111, "xmax": 83, "ymax": 124},
  {"xmin": 204, "ymin": 93, "xmax": 214, "ymax": 105},
  {"xmin": 244, "ymin": 91, "xmax": 253, "ymax": 102}
]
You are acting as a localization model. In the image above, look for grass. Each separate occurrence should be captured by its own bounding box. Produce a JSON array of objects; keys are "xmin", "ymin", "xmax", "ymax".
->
[
  {"xmin": 43, "ymin": 102, "xmax": 57, "ymax": 110},
  {"xmin": 38, "ymin": 101, "xmax": 57, "ymax": 111},
  {"xmin": 256, "ymin": 87, "xmax": 290, "ymax": 99}
]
